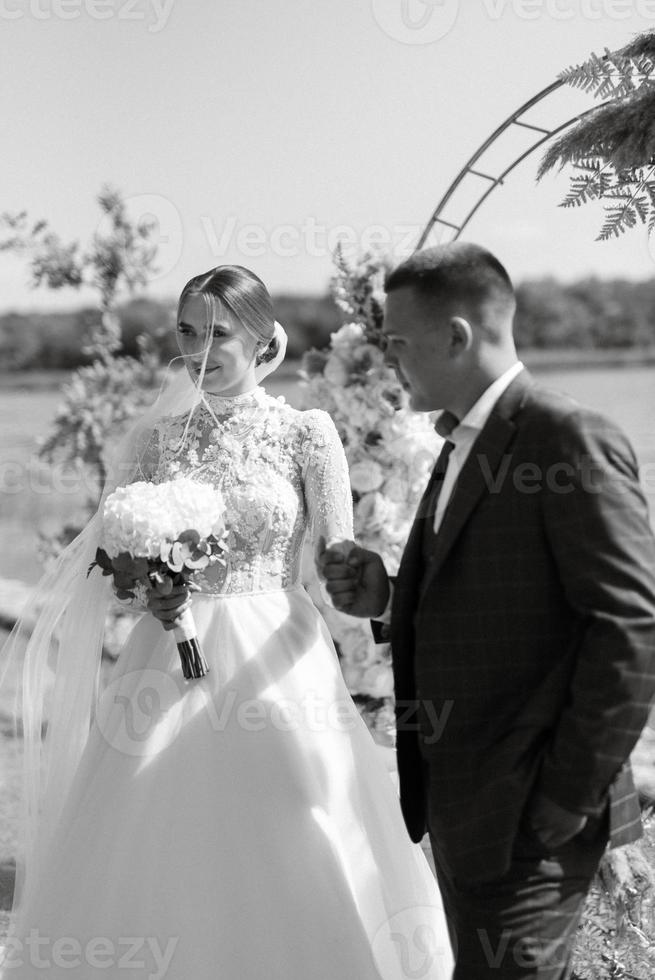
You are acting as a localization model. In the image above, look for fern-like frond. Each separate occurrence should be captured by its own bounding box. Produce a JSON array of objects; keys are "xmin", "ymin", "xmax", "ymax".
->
[
  {"xmin": 598, "ymin": 204, "xmax": 639, "ymax": 241},
  {"xmin": 559, "ymin": 50, "xmax": 617, "ymax": 97},
  {"xmin": 538, "ymin": 87, "xmax": 655, "ymax": 179},
  {"xmin": 560, "ymin": 184, "xmax": 595, "ymax": 209},
  {"xmin": 615, "ymin": 30, "xmax": 655, "ymax": 65},
  {"xmin": 593, "ymin": 163, "xmax": 655, "ymax": 239},
  {"xmin": 635, "ymin": 194, "xmax": 650, "ymax": 224},
  {"xmin": 559, "ymin": 33, "xmax": 655, "ymax": 102},
  {"xmin": 602, "ymin": 186, "xmax": 638, "ymax": 201},
  {"xmin": 559, "ymin": 161, "xmax": 611, "ymax": 208},
  {"xmin": 649, "ymin": 211, "xmax": 655, "ymax": 237},
  {"xmin": 572, "ymin": 158, "xmax": 602, "ymax": 174}
]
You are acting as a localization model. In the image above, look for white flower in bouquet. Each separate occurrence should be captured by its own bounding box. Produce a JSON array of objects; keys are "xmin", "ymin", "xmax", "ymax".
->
[{"xmin": 101, "ymin": 477, "xmax": 225, "ymax": 560}]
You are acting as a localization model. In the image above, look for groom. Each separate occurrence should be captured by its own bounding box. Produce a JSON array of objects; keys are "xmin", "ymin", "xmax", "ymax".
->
[{"xmin": 319, "ymin": 242, "xmax": 655, "ymax": 979}]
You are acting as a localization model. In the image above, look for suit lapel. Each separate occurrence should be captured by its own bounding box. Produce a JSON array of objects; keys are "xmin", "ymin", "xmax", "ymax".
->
[{"xmin": 418, "ymin": 370, "xmax": 533, "ymax": 606}]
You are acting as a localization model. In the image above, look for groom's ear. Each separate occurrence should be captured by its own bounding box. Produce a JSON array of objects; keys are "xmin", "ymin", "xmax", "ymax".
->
[{"xmin": 448, "ymin": 316, "xmax": 473, "ymax": 355}]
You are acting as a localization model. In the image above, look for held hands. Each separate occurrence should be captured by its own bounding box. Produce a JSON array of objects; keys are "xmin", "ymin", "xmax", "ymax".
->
[
  {"xmin": 524, "ymin": 790, "xmax": 588, "ymax": 850},
  {"xmin": 316, "ymin": 536, "xmax": 390, "ymax": 619},
  {"xmin": 147, "ymin": 581, "xmax": 201, "ymax": 631}
]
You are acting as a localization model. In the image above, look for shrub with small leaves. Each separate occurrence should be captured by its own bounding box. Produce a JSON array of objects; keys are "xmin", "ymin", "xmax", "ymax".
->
[
  {"xmin": 300, "ymin": 246, "xmax": 440, "ymax": 741},
  {"xmin": 1, "ymin": 186, "xmax": 167, "ymax": 652}
]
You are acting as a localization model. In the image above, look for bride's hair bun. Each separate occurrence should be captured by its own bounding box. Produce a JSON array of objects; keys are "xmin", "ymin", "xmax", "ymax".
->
[{"xmin": 256, "ymin": 335, "xmax": 280, "ymax": 366}]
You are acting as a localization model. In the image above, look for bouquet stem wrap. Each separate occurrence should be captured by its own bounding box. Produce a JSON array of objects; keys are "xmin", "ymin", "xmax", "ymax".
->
[{"xmin": 172, "ymin": 608, "xmax": 210, "ymax": 679}]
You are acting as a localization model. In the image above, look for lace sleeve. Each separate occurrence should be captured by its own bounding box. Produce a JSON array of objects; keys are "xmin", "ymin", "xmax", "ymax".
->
[{"xmin": 300, "ymin": 409, "xmax": 355, "ymax": 554}]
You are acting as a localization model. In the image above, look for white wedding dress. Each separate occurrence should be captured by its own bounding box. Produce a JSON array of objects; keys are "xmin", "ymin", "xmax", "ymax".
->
[{"xmin": 0, "ymin": 385, "xmax": 452, "ymax": 979}]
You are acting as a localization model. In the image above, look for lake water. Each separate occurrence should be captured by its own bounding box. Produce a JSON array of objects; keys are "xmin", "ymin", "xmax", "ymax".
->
[
  {"xmin": 532, "ymin": 365, "xmax": 655, "ymax": 522},
  {"xmin": 1, "ymin": 364, "xmax": 655, "ymax": 583}
]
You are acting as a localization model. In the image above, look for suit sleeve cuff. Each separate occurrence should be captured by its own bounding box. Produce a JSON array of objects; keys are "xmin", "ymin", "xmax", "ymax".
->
[{"xmin": 370, "ymin": 580, "xmax": 394, "ymax": 643}]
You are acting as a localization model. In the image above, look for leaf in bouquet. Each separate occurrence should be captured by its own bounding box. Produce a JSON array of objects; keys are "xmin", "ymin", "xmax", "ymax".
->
[
  {"xmin": 86, "ymin": 559, "xmax": 112, "ymax": 578},
  {"xmin": 112, "ymin": 551, "xmax": 149, "ymax": 578},
  {"xmin": 115, "ymin": 588, "xmax": 136, "ymax": 600},
  {"xmin": 112, "ymin": 552, "xmax": 134, "ymax": 571},
  {"xmin": 94, "ymin": 547, "xmax": 115, "ymax": 572},
  {"xmin": 114, "ymin": 572, "xmax": 138, "ymax": 590},
  {"xmin": 133, "ymin": 557, "xmax": 150, "ymax": 577}
]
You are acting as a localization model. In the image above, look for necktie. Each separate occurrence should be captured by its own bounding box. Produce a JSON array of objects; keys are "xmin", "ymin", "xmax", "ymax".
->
[
  {"xmin": 420, "ymin": 438, "xmax": 456, "ymax": 574},
  {"xmin": 423, "ymin": 409, "xmax": 458, "ymax": 525},
  {"xmin": 422, "ymin": 439, "xmax": 455, "ymax": 524}
]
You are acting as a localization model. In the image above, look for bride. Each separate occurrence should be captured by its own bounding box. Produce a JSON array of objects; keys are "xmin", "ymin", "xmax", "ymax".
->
[{"xmin": 0, "ymin": 265, "xmax": 453, "ymax": 979}]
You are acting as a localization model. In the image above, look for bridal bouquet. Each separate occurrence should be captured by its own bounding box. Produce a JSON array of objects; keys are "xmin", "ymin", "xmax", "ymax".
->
[{"xmin": 88, "ymin": 476, "xmax": 229, "ymax": 679}]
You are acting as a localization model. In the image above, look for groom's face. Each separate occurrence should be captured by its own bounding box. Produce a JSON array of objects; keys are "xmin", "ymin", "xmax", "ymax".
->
[{"xmin": 382, "ymin": 286, "xmax": 456, "ymax": 413}]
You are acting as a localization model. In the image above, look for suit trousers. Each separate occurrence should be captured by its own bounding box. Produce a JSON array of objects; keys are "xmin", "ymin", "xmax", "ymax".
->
[{"xmin": 426, "ymin": 772, "xmax": 610, "ymax": 978}]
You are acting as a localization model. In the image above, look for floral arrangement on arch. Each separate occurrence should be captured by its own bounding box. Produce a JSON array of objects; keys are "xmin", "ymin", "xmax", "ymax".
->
[{"xmin": 299, "ymin": 245, "xmax": 441, "ymax": 744}]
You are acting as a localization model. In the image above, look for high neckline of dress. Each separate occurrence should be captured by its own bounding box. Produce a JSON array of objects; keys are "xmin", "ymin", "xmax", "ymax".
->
[{"xmin": 201, "ymin": 385, "xmax": 267, "ymax": 415}]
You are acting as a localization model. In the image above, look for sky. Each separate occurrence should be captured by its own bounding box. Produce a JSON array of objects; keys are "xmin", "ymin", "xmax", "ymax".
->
[{"xmin": 1, "ymin": 0, "xmax": 654, "ymax": 312}]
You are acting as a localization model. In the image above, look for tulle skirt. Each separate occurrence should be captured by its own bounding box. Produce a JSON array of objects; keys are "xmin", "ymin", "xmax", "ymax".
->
[{"xmin": 1, "ymin": 585, "xmax": 453, "ymax": 979}]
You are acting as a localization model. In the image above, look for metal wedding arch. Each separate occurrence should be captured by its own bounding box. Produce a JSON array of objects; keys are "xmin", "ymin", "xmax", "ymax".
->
[{"xmin": 414, "ymin": 77, "xmax": 608, "ymax": 251}]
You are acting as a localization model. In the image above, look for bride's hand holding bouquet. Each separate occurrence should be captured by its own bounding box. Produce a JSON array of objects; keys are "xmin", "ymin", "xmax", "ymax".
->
[
  {"xmin": 88, "ymin": 475, "xmax": 229, "ymax": 679},
  {"xmin": 146, "ymin": 580, "xmax": 201, "ymax": 632}
]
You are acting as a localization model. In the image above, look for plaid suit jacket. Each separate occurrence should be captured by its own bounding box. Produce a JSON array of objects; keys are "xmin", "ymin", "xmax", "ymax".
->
[{"xmin": 389, "ymin": 369, "xmax": 655, "ymax": 882}]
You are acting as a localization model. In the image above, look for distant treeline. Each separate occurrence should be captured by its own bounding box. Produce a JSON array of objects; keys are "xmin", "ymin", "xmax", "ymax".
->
[{"xmin": 1, "ymin": 278, "xmax": 654, "ymax": 371}]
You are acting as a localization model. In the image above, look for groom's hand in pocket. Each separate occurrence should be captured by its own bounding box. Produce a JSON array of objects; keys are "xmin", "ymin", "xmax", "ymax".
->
[
  {"xmin": 524, "ymin": 789, "xmax": 588, "ymax": 850},
  {"xmin": 317, "ymin": 539, "xmax": 390, "ymax": 619}
]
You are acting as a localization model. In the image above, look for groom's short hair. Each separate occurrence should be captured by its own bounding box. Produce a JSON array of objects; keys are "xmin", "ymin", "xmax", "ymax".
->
[{"xmin": 384, "ymin": 242, "xmax": 516, "ymax": 332}]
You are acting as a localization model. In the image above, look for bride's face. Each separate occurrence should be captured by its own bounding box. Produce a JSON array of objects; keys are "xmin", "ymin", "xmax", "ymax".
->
[{"xmin": 176, "ymin": 293, "xmax": 260, "ymax": 396}]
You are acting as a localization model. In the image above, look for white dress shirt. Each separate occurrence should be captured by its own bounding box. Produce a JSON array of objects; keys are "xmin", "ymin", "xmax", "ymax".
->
[{"xmin": 377, "ymin": 361, "xmax": 524, "ymax": 624}]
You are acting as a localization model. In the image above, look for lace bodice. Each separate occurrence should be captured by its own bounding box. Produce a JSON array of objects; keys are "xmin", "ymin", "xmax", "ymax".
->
[{"xmin": 120, "ymin": 386, "xmax": 353, "ymax": 599}]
